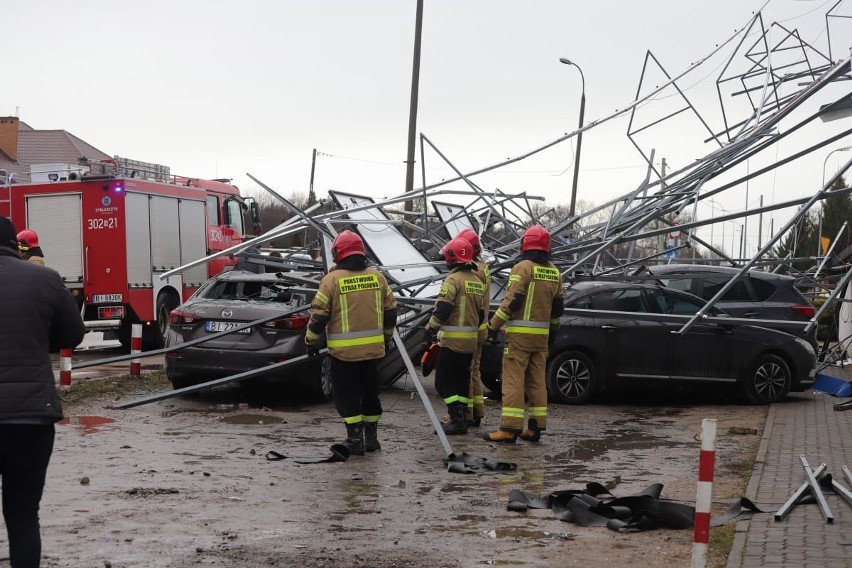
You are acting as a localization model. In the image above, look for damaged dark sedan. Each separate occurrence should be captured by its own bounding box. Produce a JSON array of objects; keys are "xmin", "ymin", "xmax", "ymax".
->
[{"xmin": 164, "ymin": 270, "xmax": 424, "ymax": 400}]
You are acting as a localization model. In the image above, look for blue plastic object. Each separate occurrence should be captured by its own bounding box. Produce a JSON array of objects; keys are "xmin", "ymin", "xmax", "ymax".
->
[{"xmin": 813, "ymin": 373, "xmax": 852, "ymax": 397}]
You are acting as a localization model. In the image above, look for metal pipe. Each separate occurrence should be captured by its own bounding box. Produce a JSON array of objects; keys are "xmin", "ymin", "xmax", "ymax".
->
[
  {"xmin": 800, "ymin": 455, "xmax": 833, "ymax": 523},
  {"xmin": 774, "ymin": 462, "xmax": 827, "ymax": 521}
]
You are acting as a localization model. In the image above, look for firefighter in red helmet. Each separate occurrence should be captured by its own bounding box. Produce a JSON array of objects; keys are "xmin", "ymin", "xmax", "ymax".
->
[
  {"xmin": 456, "ymin": 228, "xmax": 490, "ymax": 427},
  {"xmin": 17, "ymin": 229, "xmax": 45, "ymax": 266},
  {"xmin": 305, "ymin": 230, "xmax": 397, "ymax": 455},
  {"xmin": 483, "ymin": 225, "xmax": 564, "ymax": 443},
  {"xmin": 424, "ymin": 236, "xmax": 486, "ymax": 435}
]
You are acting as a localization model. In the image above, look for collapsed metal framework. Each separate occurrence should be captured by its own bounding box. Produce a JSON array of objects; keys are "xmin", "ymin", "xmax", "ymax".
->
[{"xmin": 83, "ymin": 3, "xmax": 852, "ymax": 404}]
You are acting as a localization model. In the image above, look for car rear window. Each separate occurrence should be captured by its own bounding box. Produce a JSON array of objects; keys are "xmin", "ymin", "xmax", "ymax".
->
[
  {"xmin": 701, "ymin": 277, "xmax": 751, "ymax": 301},
  {"xmin": 202, "ymin": 281, "xmax": 306, "ymax": 304},
  {"xmin": 749, "ymin": 277, "xmax": 777, "ymax": 301}
]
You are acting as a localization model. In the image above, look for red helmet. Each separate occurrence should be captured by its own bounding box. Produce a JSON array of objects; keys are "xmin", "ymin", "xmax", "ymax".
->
[
  {"xmin": 331, "ymin": 230, "xmax": 366, "ymax": 262},
  {"xmin": 457, "ymin": 228, "xmax": 481, "ymax": 256},
  {"xmin": 521, "ymin": 225, "xmax": 551, "ymax": 253},
  {"xmin": 443, "ymin": 236, "xmax": 474, "ymax": 265},
  {"xmin": 17, "ymin": 229, "xmax": 39, "ymax": 250}
]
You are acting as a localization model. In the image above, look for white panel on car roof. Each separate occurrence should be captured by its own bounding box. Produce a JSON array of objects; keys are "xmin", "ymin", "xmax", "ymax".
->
[{"xmin": 328, "ymin": 191, "xmax": 441, "ymax": 298}]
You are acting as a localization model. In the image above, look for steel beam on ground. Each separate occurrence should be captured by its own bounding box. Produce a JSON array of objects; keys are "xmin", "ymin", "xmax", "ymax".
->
[{"xmin": 774, "ymin": 462, "xmax": 827, "ymax": 521}]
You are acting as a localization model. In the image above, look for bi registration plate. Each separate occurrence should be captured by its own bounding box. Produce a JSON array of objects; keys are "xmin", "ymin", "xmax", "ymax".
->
[{"xmin": 205, "ymin": 321, "xmax": 251, "ymax": 334}]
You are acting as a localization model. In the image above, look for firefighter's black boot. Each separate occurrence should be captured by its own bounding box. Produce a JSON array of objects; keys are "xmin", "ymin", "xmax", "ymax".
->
[
  {"xmin": 520, "ymin": 419, "xmax": 543, "ymax": 442},
  {"xmin": 344, "ymin": 423, "xmax": 365, "ymax": 456},
  {"xmin": 443, "ymin": 405, "xmax": 468, "ymax": 435},
  {"xmin": 364, "ymin": 421, "xmax": 381, "ymax": 452}
]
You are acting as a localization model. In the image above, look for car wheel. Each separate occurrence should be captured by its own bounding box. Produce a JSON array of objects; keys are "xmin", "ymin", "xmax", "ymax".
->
[
  {"xmin": 546, "ymin": 350, "xmax": 598, "ymax": 405},
  {"xmin": 742, "ymin": 353, "xmax": 791, "ymax": 405},
  {"xmin": 155, "ymin": 290, "xmax": 180, "ymax": 348},
  {"xmin": 307, "ymin": 356, "xmax": 334, "ymax": 402}
]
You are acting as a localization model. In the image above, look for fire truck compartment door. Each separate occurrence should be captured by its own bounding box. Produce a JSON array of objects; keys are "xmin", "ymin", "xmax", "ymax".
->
[
  {"xmin": 149, "ymin": 196, "xmax": 181, "ymax": 270},
  {"xmin": 178, "ymin": 199, "xmax": 207, "ymax": 287},
  {"xmin": 126, "ymin": 192, "xmax": 153, "ymax": 286},
  {"xmin": 26, "ymin": 194, "xmax": 83, "ymax": 283}
]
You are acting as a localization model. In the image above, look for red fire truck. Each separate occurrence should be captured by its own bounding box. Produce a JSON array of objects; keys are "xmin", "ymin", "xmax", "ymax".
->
[{"xmin": 0, "ymin": 156, "xmax": 260, "ymax": 346}]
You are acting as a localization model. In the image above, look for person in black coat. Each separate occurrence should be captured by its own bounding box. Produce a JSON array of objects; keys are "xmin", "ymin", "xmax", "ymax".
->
[{"xmin": 0, "ymin": 216, "xmax": 84, "ymax": 568}]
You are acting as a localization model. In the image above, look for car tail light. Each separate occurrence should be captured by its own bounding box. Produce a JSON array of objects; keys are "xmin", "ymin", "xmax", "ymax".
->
[
  {"xmin": 790, "ymin": 305, "xmax": 816, "ymax": 319},
  {"xmin": 169, "ymin": 309, "xmax": 200, "ymax": 325},
  {"xmin": 97, "ymin": 306, "xmax": 125, "ymax": 319},
  {"xmin": 264, "ymin": 315, "xmax": 310, "ymax": 330}
]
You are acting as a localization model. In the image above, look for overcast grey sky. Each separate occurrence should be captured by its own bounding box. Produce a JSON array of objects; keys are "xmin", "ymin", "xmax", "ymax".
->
[{"xmin": 4, "ymin": 0, "xmax": 852, "ymax": 255}]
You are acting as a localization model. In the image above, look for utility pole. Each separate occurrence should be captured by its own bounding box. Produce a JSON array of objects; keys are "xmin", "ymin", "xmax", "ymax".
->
[
  {"xmin": 403, "ymin": 0, "xmax": 424, "ymax": 215},
  {"xmin": 308, "ymin": 148, "xmax": 317, "ymax": 206}
]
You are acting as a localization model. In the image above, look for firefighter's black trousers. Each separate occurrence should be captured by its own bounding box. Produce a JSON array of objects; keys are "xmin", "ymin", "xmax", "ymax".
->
[
  {"xmin": 435, "ymin": 347, "xmax": 473, "ymax": 406},
  {"xmin": 330, "ymin": 357, "xmax": 382, "ymax": 421}
]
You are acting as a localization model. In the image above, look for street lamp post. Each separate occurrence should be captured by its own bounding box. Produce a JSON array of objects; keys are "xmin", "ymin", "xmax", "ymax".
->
[
  {"xmin": 818, "ymin": 146, "xmax": 852, "ymax": 256},
  {"xmin": 559, "ymin": 58, "xmax": 585, "ymax": 219}
]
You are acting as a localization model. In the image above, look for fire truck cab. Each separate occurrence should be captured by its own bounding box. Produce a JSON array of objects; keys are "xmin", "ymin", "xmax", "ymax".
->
[{"xmin": 0, "ymin": 156, "xmax": 259, "ymax": 347}]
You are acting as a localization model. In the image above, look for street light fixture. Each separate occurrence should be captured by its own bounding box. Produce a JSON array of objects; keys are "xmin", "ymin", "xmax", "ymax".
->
[
  {"xmin": 817, "ymin": 146, "xmax": 852, "ymax": 257},
  {"xmin": 560, "ymin": 57, "xmax": 585, "ymax": 219},
  {"xmin": 823, "ymin": 145, "xmax": 852, "ymax": 188}
]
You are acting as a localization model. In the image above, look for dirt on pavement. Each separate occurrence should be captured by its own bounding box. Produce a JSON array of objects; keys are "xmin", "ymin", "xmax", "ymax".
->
[{"xmin": 5, "ymin": 370, "xmax": 769, "ymax": 568}]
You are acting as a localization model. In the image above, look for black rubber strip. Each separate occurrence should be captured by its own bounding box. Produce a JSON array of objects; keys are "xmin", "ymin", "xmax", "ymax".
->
[
  {"xmin": 265, "ymin": 444, "xmax": 350, "ymax": 464},
  {"xmin": 445, "ymin": 451, "xmax": 517, "ymax": 474},
  {"xmin": 507, "ymin": 482, "xmax": 767, "ymax": 532}
]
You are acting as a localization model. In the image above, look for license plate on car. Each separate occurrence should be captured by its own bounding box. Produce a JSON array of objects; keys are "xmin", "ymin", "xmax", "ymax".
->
[
  {"xmin": 205, "ymin": 321, "xmax": 251, "ymax": 334},
  {"xmin": 92, "ymin": 294, "xmax": 123, "ymax": 303}
]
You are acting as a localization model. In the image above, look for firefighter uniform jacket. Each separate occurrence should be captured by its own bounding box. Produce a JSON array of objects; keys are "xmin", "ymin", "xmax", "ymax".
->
[
  {"xmin": 427, "ymin": 266, "xmax": 486, "ymax": 354},
  {"xmin": 474, "ymin": 258, "xmax": 491, "ymax": 339},
  {"xmin": 308, "ymin": 267, "xmax": 397, "ymax": 362},
  {"xmin": 489, "ymin": 259, "xmax": 564, "ymax": 352}
]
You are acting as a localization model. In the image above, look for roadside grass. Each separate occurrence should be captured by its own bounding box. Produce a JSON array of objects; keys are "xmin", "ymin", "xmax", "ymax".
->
[{"xmin": 59, "ymin": 371, "xmax": 171, "ymax": 408}]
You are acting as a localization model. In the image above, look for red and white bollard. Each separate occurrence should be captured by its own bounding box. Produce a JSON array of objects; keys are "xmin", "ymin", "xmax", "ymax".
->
[
  {"xmin": 691, "ymin": 418, "xmax": 717, "ymax": 568},
  {"xmin": 59, "ymin": 348, "xmax": 73, "ymax": 386},
  {"xmin": 130, "ymin": 324, "xmax": 143, "ymax": 377}
]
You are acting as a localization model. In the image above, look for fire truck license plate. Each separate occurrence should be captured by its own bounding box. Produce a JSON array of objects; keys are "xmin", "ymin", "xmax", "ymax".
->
[
  {"xmin": 205, "ymin": 321, "xmax": 251, "ymax": 334},
  {"xmin": 92, "ymin": 294, "xmax": 123, "ymax": 303}
]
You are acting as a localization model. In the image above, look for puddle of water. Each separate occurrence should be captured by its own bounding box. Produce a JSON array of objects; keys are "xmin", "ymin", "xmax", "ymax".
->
[
  {"xmin": 485, "ymin": 528, "xmax": 574, "ymax": 541},
  {"xmin": 218, "ymin": 414, "xmax": 285, "ymax": 425},
  {"xmin": 58, "ymin": 416, "xmax": 115, "ymax": 435}
]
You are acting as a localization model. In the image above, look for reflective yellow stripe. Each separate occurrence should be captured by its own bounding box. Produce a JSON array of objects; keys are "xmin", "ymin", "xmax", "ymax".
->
[
  {"xmin": 315, "ymin": 291, "xmax": 329, "ymax": 305},
  {"xmin": 444, "ymin": 395, "xmax": 471, "ymax": 405},
  {"xmin": 505, "ymin": 325, "xmax": 549, "ymax": 335},
  {"xmin": 508, "ymin": 274, "xmax": 521, "ymax": 283},
  {"xmin": 502, "ymin": 407, "xmax": 525, "ymax": 419},
  {"xmin": 340, "ymin": 294, "xmax": 349, "ymax": 333},
  {"xmin": 528, "ymin": 406, "xmax": 547, "ymax": 418},
  {"xmin": 524, "ymin": 282, "xmax": 535, "ymax": 320},
  {"xmin": 374, "ymin": 290, "xmax": 382, "ymax": 328},
  {"xmin": 473, "ymin": 395, "xmax": 485, "ymax": 405},
  {"xmin": 494, "ymin": 308, "xmax": 511, "ymax": 322},
  {"xmin": 363, "ymin": 414, "xmax": 381, "ymax": 423},
  {"xmin": 327, "ymin": 335, "xmax": 385, "ymax": 348},
  {"xmin": 305, "ymin": 328, "xmax": 322, "ymax": 341},
  {"xmin": 440, "ymin": 330, "xmax": 479, "ymax": 339},
  {"xmin": 343, "ymin": 415, "xmax": 363, "ymax": 424}
]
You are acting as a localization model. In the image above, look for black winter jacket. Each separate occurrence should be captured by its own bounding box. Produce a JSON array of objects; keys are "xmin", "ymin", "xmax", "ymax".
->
[{"xmin": 0, "ymin": 247, "xmax": 84, "ymax": 422}]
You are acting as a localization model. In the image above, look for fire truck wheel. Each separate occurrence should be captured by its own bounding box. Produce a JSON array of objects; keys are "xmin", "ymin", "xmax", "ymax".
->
[{"xmin": 156, "ymin": 290, "xmax": 181, "ymax": 348}]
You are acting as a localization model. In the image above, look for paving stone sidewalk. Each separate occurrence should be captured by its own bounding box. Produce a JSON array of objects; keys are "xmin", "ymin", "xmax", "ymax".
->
[{"xmin": 727, "ymin": 381, "xmax": 852, "ymax": 568}]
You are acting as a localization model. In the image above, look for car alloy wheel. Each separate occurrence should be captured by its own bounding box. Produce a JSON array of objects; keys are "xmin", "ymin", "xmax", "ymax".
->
[
  {"xmin": 546, "ymin": 350, "xmax": 598, "ymax": 405},
  {"xmin": 743, "ymin": 354, "xmax": 791, "ymax": 405},
  {"xmin": 315, "ymin": 356, "xmax": 334, "ymax": 402}
]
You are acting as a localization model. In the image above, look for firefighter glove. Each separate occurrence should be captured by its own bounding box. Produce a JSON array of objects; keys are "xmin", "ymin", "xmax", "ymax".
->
[
  {"xmin": 486, "ymin": 327, "xmax": 500, "ymax": 346},
  {"xmin": 306, "ymin": 344, "xmax": 321, "ymax": 357},
  {"xmin": 423, "ymin": 327, "xmax": 439, "ymax": 350}
]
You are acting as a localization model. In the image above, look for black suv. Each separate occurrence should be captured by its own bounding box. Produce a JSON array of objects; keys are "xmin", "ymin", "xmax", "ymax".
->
[{"xmin": 642, "ymin": 264, "xmax": 817, "ymax": 348}]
